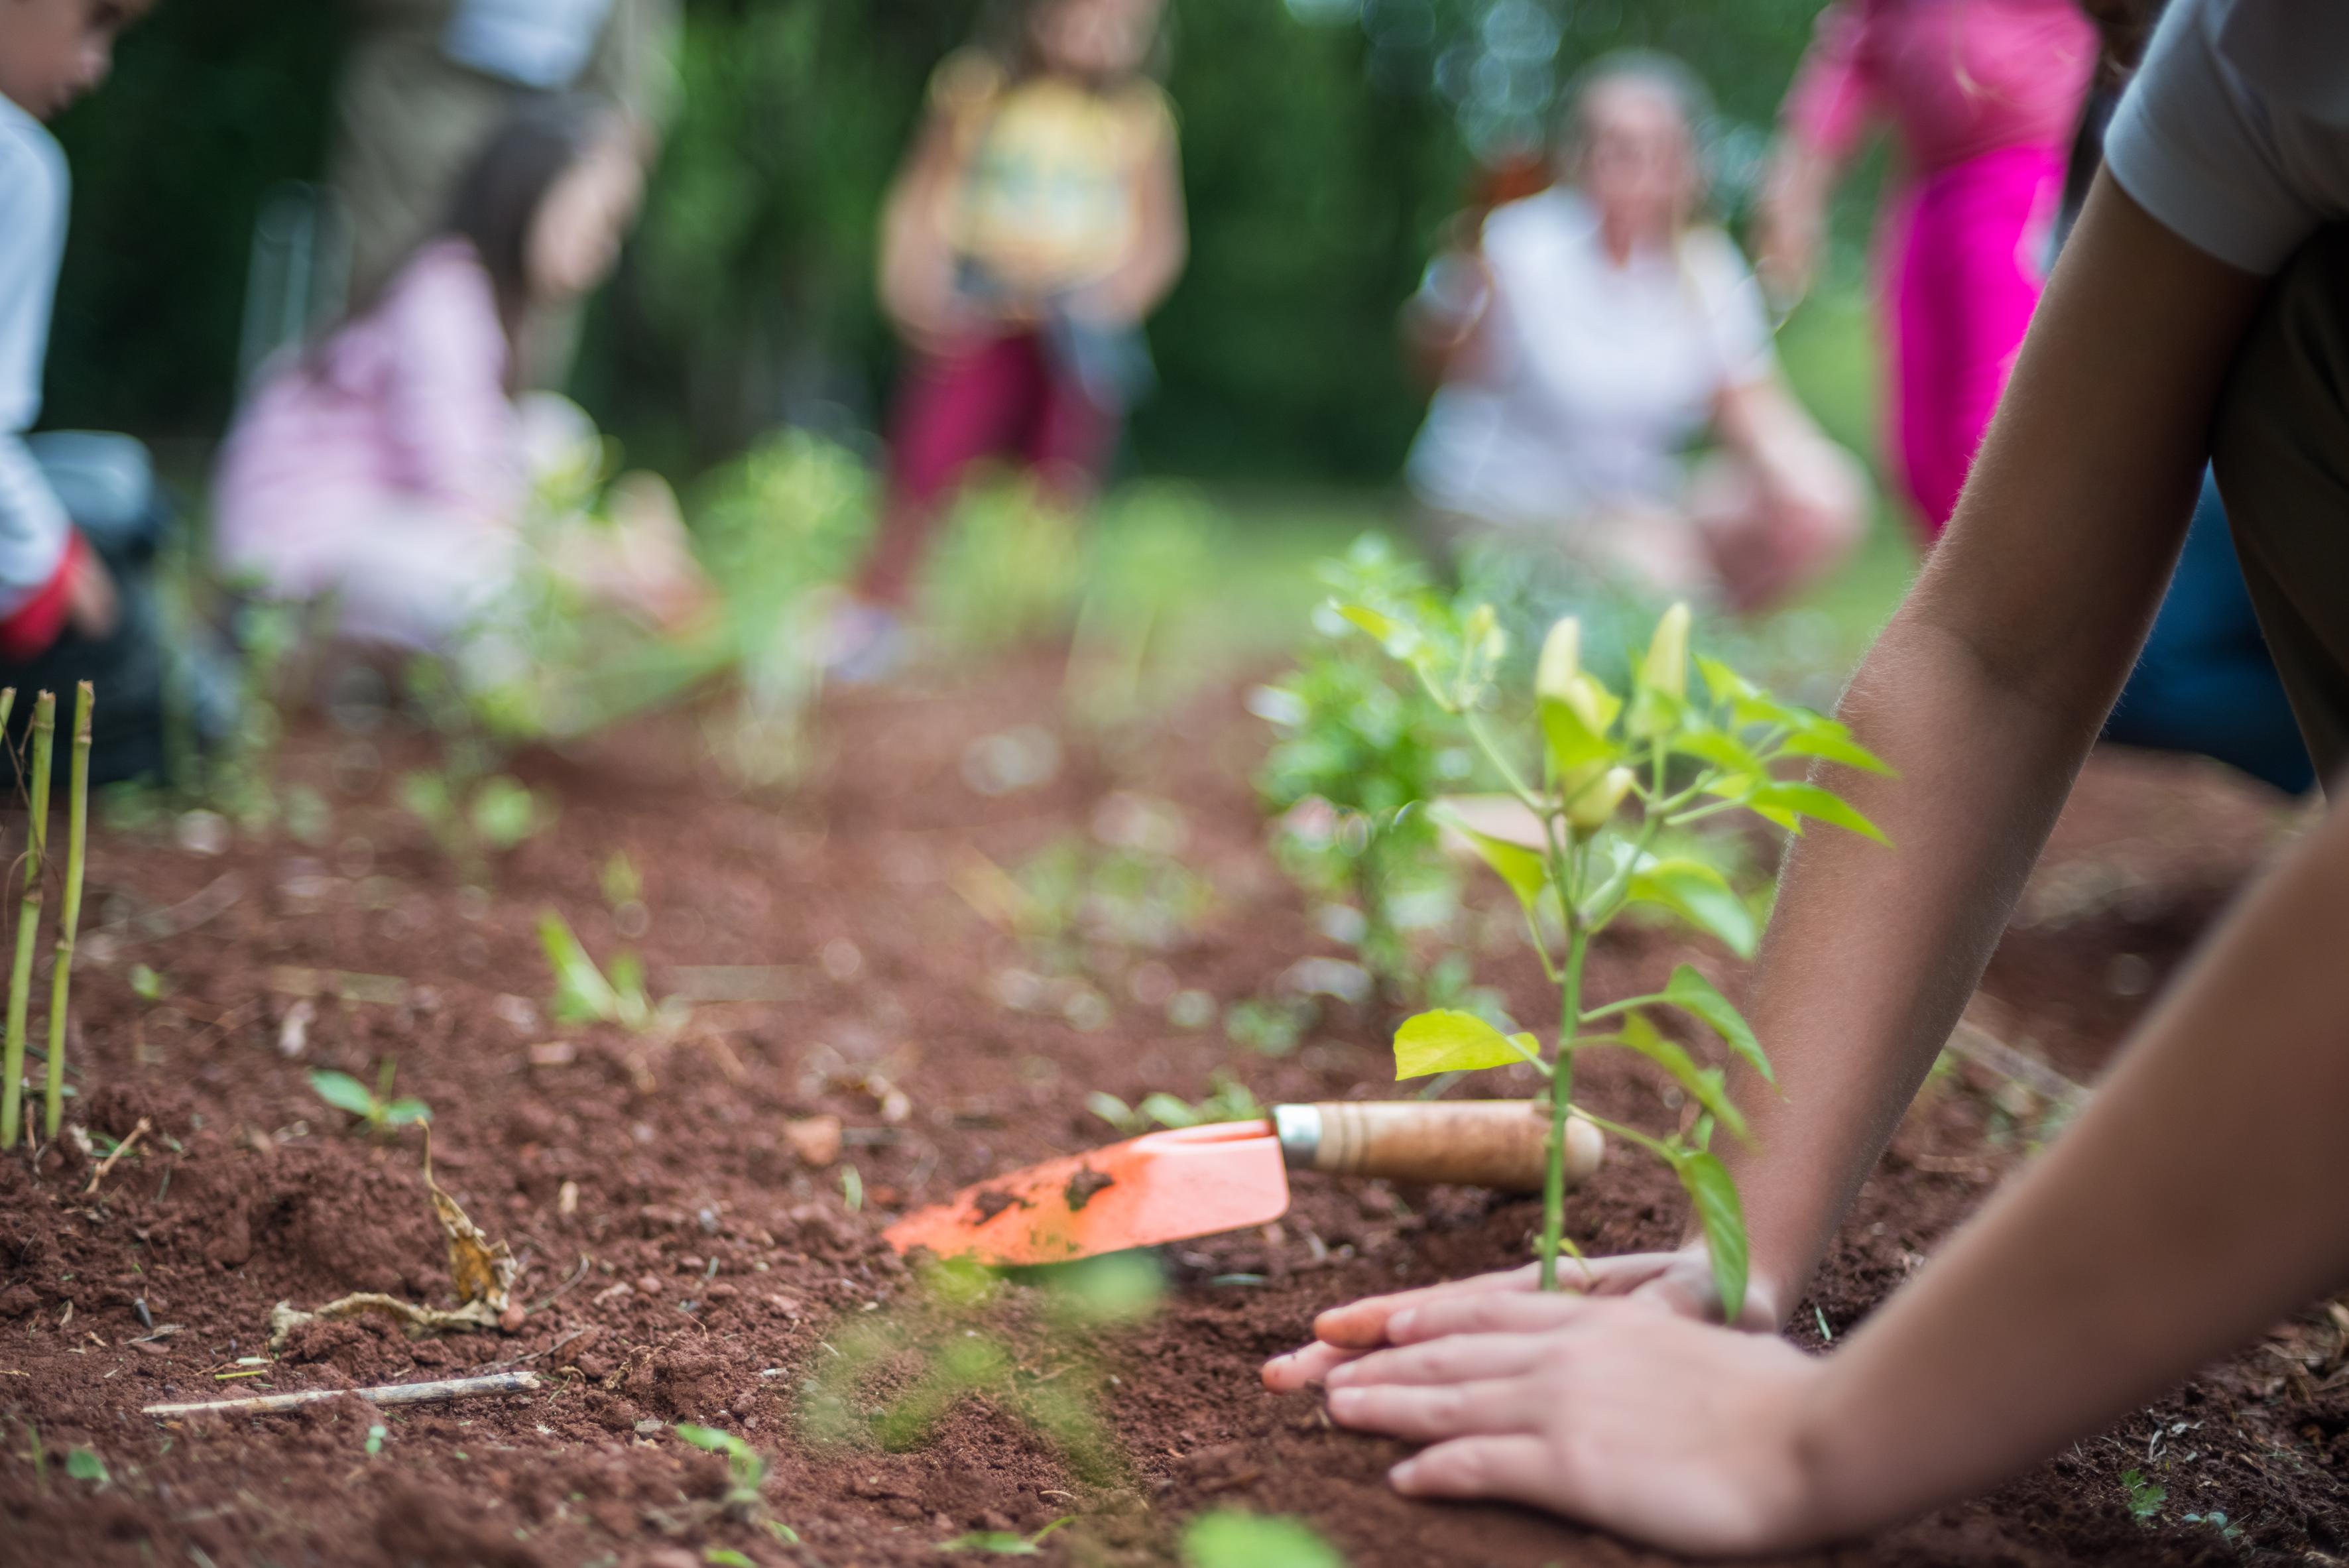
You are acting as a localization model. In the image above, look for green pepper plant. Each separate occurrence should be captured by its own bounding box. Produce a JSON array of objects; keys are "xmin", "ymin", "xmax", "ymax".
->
[{"xmin": 1343, "ymin": 596, "xmax": 1892, "ymax": 1314}]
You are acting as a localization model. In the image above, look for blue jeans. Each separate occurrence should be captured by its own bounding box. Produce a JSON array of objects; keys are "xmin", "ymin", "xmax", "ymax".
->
[{"xmin": 2103, "ymin": 472, "xmax": 2316, "ymax": 795}]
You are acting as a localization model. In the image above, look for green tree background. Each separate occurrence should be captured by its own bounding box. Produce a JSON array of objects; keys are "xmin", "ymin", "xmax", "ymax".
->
[{"xmin": 40, "ymin": 0, "xmax": 1860, "ymax": 489}]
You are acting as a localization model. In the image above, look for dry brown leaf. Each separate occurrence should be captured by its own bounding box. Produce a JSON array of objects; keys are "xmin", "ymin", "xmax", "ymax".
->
[{"xmin": 424, "ymin": 1126, "xmax": 518, "ymax": 1315}]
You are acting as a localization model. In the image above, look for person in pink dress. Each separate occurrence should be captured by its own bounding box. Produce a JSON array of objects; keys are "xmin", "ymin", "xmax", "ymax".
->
[
  {"xmin": 1755, "ymin": 0, "xmax": 2100, "ymax": 540},
  {"xmin": 213, "ymin": 96, "xmax": 707, "ymax": 658}
]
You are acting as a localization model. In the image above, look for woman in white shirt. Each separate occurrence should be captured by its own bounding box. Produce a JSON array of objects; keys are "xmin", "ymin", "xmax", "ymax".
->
[{"xmin": 1406, "ymin": 53, "xmax": 1867, "ymax": 613}]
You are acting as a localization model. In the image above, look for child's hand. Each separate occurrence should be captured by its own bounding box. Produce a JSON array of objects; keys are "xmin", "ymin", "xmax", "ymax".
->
[
  {"xmin": 1319, "ymin": 1292, "xmax": 1830, "ymax": 1557},
  {"xmin": 66, "ymin": 548, "xmax": 119, "ymax": 640},
  {"xmin": 1262, "ymin": 1244, "xmax": 1782, "ymax": 1392}
]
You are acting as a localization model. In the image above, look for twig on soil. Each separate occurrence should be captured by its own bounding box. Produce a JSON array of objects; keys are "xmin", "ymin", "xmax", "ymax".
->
[
  {"xmin": 141, "ymin": 1369, "xmax": 541, "ymax": 1418},
  {"xmin": 528, "ymin": 1253, "xmax": 593, "ymax": 1313},
  {"xmin": 1945, "ymin": 1018, "xmax": 2088, "ymax": 1108},
  {"xmin": 84, "ymin": 1116, "xmax": 152, "ymax": 1195},
  {"xmin": 480, "ymin": 1327, "xmax": 590, "ymax": 1374}
]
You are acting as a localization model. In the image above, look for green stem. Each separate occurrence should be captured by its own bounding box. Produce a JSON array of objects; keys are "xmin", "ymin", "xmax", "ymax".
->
[
  {"xmin": 1540, "ymin": 917, "xmax": 1588, "ymax": 1292},
  {"xmin": 1464, "ymin": 709, "xmax": 1544, "ymax": 814},
  {"xmin": 44, "ymin": 684, "xmax": 91, "ymax": 1140},
  {"xmin": 3, "ymin": 691, "xmax": 53, "ymax": 1149}
]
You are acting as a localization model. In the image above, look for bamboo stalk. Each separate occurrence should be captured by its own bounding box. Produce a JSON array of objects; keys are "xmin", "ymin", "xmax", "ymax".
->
[
  {"xmin": 141, "ymin": 1369, "xmax": 541, "ymax": 1419},
  {"xmin": 1, "ymin": 690, "xmax": 50, "ymax": 1148},
  {"xmin": 44, "ymin": 683, "xmax": 90, "ymax": 1140}
]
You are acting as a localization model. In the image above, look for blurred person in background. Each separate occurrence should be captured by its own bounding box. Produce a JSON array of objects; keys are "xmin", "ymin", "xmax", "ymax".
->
[
  {"xmin": 1405, "ymin": 54, "xmax": 1866, "ymax": 616},
  {"xmin": 331, "ymin": 0, "xmax": 678, "ymax": 387},
  {"xmin": 1, "ymin": 0, "xmax": 233, "ymax": 783},
  {"xmin": 1756, "ymin": 0, "xmax": 2099, "ymax": 541},
  {"xmin": 212, "ymin": 97, "xmax": 709, "ymax": 670},
  {"xmin": 828, "ymin": 0, "xmax": 1188, "ymax": 681}
]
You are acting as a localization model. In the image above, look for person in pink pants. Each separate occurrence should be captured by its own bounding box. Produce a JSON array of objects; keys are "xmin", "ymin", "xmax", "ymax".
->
[{"xmin": 1756, "ymin": 0, "xmax": 2100, "ymax": 540}]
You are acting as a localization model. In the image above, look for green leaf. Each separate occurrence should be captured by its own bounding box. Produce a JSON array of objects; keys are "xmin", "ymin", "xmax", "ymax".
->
[
  {"xmin": 1137, "ymin": 1091, "xmax": 1203, "ymax": 1128},
  {"xmin": 706, "ymin": 1551, "xmax": 758, "ymax": 1568},
  {"xmin": 1777, "ymin": 720, "xmax": 1894, "ymax": 776},
  {"xmin": 1084, "ymin": 1091, "xmax": 1136, "ymax": 1131},
  {"xmin": 1614, "ymin": 1014, "xmax": 1746, "ymax": 1142},
  {"xmin": 1335, "ymin": 603, "xmax": 1398, "ymax": 644},
  {"xmin": 1671, "ymin": 727, "xmax": 1766, "ymax": 778},
  {"xmin": 469, "ymin": 775, "xmax": 544, "ymax": 850},
  {"xmin": 1430, "ymin": 804, "xmax": 1550, "ymax": 915},
  {"xmin": 64, "ymin": 1447, "xmax": 108, "ymax": 1486},
  {"xmin": 539, "ymin": 910, "xmax": 620, "ymax": 1025},
  {"xmin": 1748, "ymin": 782, "xmax": 1889, "ymax": 845},
  {"xmin": 1696, "ymin": 655, "xmax": 1754, "ymax": 707},
  {"xmin": 308, "ymin": 1070, "xmax": 379, "ymax": 1119},
  {"xmin": 1675, "ymin": 1150, "xmax": 1750, "ymax": 1323},
  {"xmin": 1626, "ymin": 858, "xmax": 1758, "ymax": 959},
  {"xmin": 1181, "ymin": 1511, "xmax": 1347, "ymax": 1568},
  {"xmin": 937, "ymin": 1532, "xmax": 1038, "ymax": 1555},
  {"xmin": 1661, "ymin": 965, "xmax": 1772, "ymax": 1085},
  {"xmin": 1394, "ymin": 1010, "xmax": 1541, "ymax": 1080},
  {"xmin": 382, "ymin": 1098, "xmax": 433, "ymax": 1126},
  {"xmin": 1538, "ymin": 696, "xmax": 1610, "ymax": 780}
]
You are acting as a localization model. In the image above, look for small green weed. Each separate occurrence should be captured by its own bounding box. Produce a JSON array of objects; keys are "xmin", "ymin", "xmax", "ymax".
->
[
  {"xmin": 936, "ymin": 1514, "xmax": 1075, "ymax": 1555},
  {"xmin": 310, "ymin": 1064, "xmax": 430, "ymax": 1136},
  {"xmin": 1086, "ymin": 1071, "xmax": 1262, "ymax": 1136},
  {"xmin": 1181, "ymin": 1510, "xmax": 1346, "ymax": 1568},
  {"xmin": 64, "ymin": 1447, "xmax": 108, "ymax": 1488},
  {"xmin": 538, "ymin": 909, "xmax": 677, "ymax": 1033},
  {"xmin": 2121, "ymin": 1467, "xmax": 2167, "ymax": 1523}
]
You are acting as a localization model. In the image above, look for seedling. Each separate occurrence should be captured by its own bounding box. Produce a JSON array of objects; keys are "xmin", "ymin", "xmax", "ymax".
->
[
  {"xmin": 1086, "ymin": 1071, "xmax": 1261, "ymax": 1136},
  {"xmin": 935, "ymin": 1515, "xmax": 1075, "ymax": 1555},
  {"xmin": 1256, "ymin": 538, "xmax": 1472, "ymax": 1005},
  {"xmin": 2122, "ymin": 1467, "xmax": 2167, "ymax": 1523},
  {"xmin": 63, "ymin": 1446, "xmax": 107, "ymax": 1488},
  {"xmin": 674, "ymin": 1423, "xmax": 766, "ymax": 1514},
  {"xmin": 310, "ymin": 1063, "xmax": 432, "ymax": 1136},
  {"xmin": 399, "ymin": 768, "xmax": 550, "ymax": 881},
  {"xmin": 538, "ymin": 908, "xmax": 678, "ymax": 1032},
  {"xmin": 1181, "ymin": 1510, "xmax": 1346, "ymax": 1568},
  {"xmin": 45, "ymin": 683, "xmax": 92, "ymax": 1140},
  {"xmin": 1, "ymin": 688, "xmax": 46, "ymax": 1148},
  {"xmin": 1344, "ymin": 597, "xmax": 1890, "ymax": 1313}
]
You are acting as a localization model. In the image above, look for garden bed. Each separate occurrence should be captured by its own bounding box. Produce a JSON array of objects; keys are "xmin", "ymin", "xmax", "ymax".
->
[{"xmin": 1, "ymin": 657, "xmax": 2340, "ymax": 1566}]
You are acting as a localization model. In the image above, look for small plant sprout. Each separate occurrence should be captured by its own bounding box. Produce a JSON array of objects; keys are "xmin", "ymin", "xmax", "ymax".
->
[
  {"xmin": 310, "ymin": 1063, "xmax": 432, "ymax": 1136},
  {"xmin": 1343, "ymin": 597, "xmax": 1892, "ymax": 1313},
  {"xmin": 937, "ymin": 1514, "xmax": 1076, "ymax": 1555},
  {"xmin": 673, "ymin": 1423, "xmax": 797, "ymax": 1540},
  {"xmin": 1181, "ymin": 1510, "xmax": 1347, "ymax": 1568},
  {"xmin": 45, "ymin": 683, "xmax": 92, "ymax": 1140},
  {"xmin": 63, "ymin": 1446, "xmax": 107, "ymax": 1488},
  {"xmin": 1, "ymin": 688, "xmax": 50, "ymax": 1148},
  {"xmin": 538, "ymin": 908, "xmax": 676, "ymax": 1032},
  {"xmin": 1085, "ymin": 1071, "xmax": 1262, "ymax": 1136},
  {"xmin": 2122, "ymin": 1467, "xmax": 2167, "ymax": 1523}
]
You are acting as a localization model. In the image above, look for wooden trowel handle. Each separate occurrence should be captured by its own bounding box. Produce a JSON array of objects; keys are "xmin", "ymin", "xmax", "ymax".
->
[{"xmin": 1271, "ymin": 1101, "xmax": 1603, "ymax": 1193}]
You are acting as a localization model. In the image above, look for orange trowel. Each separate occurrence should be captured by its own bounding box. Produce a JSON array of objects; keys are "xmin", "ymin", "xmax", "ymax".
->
[{"xmin": 884, "ymin": 1101, "xmax": 1604, "ymax": 1267}]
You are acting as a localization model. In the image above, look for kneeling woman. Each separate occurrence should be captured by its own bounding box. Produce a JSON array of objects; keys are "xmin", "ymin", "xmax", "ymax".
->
[
  {"xmin": 1408, "ymin": 53, "xmax": 1866, "ymax": 615},
  {"xmin": 213, "ymin": 97, "xmax": 708, "ymax": 664}
]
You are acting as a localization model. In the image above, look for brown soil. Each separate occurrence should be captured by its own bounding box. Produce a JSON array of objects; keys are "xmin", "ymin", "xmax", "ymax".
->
[{"xmin": 1, "ymin": 662, "xmax": 2340, "ymax": 1567}]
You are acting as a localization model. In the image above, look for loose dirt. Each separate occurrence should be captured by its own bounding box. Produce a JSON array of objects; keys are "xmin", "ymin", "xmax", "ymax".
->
[{"xmin": 1, "ymin": 660, "xmax": 2338, "ymax": 1566}]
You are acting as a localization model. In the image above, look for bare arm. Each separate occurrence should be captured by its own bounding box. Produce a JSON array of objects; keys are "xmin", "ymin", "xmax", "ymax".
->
[
  {"xmin": 1077, "ymin": 135, "xmax": 1189, "ymax": 327},
  {"xmin": 876, "ymin": 113, "xmax": 971, "ymax": 354},
  {"xmin": 1752, "ymin": 136, "xmax": 1840, "ymax": 311},
  {"xmin": 1724, "ymin": 172, "xmax": 2263, "ymax": 1323}
]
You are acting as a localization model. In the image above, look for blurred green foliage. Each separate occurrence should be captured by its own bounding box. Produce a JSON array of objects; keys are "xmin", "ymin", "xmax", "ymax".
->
[{"xmin": 44, "ymin": 0, "xmax": 1864, "ymax": 485}]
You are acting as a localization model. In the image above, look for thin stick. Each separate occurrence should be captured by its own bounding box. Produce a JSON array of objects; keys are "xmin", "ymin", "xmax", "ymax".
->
[
  {"xmin": 1, "ymin": 690, "xmax": 52, "ymax": 1149},
  {"xmin": 141, "ymin": 1369, "xmax": 540, "ymax": 1419},
  {"xmin": 45, "ymin": 682, "xmax": 90, "ymax": 1140},
  {"xmin": 84, "ymin": 1115, "xmax": 151, "ymax": 1196}
]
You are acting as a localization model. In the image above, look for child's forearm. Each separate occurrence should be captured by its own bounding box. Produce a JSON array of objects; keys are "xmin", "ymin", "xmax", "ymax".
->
[
  {"xmin": 1720, "ymin": 176, "xmax": 2265, "ymax": 1321},
  {"xmin": 1797, "ymin": 800, "xmax": 2349, "ymax": 1536}
]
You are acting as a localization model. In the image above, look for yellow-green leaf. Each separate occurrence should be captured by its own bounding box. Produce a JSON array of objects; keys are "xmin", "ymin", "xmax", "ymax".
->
[
  {"xmin": 1615, "ymin": 1012, "xmax": 1746, "ymax": 1142},
  {"xmin": 1640, "ymin": 603, "xmax": 1691, "ymax": 701},
  {"xmin": 1779, "ymin": 721, "xmax": 1895, "ymax": 776},
  {"xmin": 1335, "ymin": 603, "xmax": 1398, "ymax": 644},
  {"xmin": 1394, "ymin": 1010, "xmax": 1541, "ymax": 1080},
  {"xmin": 1538, "ymin": 694, "xmax": 1610, "ymax": 779},
  {"xmin": 1675, "ymin": 1150, "xmax": 1749, "ymax": 1323},
  {"xmin": 1628, "ymin": 859, "xmax": 1758, "ymax": 958},
  {"xmin": 1661, "ymin": 964, "xmax": 1772, "ymax": 1084},
  {"xmin": 1750, "ymin": 782, "xmax": 1888, "ymax": 845},
  {"xmin": 1431, "ymin": 804, "xmax": 1550, "ymax": 915}
]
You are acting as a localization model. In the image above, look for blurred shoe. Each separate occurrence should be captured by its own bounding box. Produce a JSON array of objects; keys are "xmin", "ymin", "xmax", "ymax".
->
[{"xmin": 821, "ymin": 597, "xmax": 906, "ymax": 686}]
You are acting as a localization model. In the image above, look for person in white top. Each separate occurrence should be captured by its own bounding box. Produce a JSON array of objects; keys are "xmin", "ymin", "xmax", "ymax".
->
[
  {"xmin": 1264, "ymin": 2, "xmax": 2349, "ymax": 1553},
  {"xmin": 1406, "ymin": 53, "xmax": 1866, "ymax": 613}
]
